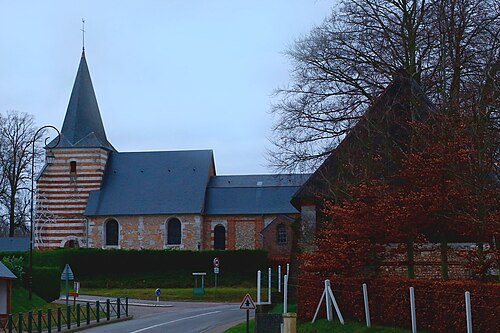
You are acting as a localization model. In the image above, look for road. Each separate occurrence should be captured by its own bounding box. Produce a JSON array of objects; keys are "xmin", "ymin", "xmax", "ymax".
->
[{"xmin": 74, "ymin": 297, "xmax": 252, "ymax": 333}]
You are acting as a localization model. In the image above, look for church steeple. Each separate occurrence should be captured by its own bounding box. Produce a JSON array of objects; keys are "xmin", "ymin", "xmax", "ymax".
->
[{"xmin": 56, "ymin": 50, "xmax": 114, "ymax": 151}]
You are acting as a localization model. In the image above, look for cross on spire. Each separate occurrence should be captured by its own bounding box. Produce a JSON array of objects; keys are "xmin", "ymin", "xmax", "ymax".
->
[{"xmin": 81, "ymin": 18, "xmax": 86, "ymax": 51}]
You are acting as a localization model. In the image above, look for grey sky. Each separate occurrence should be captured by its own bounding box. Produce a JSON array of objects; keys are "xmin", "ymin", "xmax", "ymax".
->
[{"xmin": 0, "ymin": 1, "xmax": 332, "ymax": 174}]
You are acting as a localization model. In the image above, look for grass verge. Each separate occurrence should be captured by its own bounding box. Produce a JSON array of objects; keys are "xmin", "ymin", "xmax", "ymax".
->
[
  {"xmin": 79, "ymin": 287, "xmax": 268, "ymax": 303},
  {"xmin": 11, "ymin": 285, "xmax": 48, "ymax": 313},
  {"xmin": 224, "ymin": 319, "xmax": 255, "ymax": 333}
]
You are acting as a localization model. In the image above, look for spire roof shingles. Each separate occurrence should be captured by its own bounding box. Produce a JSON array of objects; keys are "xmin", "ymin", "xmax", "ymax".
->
[{"xmin": 54, "ymin": 50, "xmax": 114, "ymax": 151}]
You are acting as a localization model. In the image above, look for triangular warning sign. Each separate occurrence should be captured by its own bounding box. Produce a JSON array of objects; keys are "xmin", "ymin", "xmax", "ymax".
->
[{"xmin": 240, "ymin": 293, "xmax": 256, "ymax": 310}]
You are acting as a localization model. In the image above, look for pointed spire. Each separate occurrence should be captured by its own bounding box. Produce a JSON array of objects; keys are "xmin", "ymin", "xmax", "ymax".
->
[{"xmin": 56, "ymin": 50, "xmax": 115, "ymax": 151}]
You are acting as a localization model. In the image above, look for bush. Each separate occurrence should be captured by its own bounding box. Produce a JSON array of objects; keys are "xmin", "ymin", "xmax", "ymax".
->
[
  {"xmin": 32, "ymin": 266, "xmax": 60, "ymax": 302},
  {"xmin": 2, "ymin": 256, "xmax": 24, "ymax": 282},
  {"xmin": 297, "ymin": 273, "xmax": 500, "ymax": 333}
]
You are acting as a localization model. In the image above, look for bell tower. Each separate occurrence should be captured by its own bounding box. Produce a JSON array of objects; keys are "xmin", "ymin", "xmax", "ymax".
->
[{"xmin": 36, "ymin": 50, "xmax": 115, "ymax": 249}]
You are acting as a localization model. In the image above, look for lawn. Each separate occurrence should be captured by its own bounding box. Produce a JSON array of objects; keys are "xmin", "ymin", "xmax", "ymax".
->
[
  {"xmin": 11, "ymin": 285, "xmax": 49, "ymax": 313},
  {"xmin": 79, "ymin": 287, "xmax": 269, "ymax": 303}
]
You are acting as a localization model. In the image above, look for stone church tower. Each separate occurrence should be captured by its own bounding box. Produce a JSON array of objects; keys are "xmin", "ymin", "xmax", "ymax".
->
[{"xmin": 35, "ymin": 51, "xmax": 114, "ymax": 249}]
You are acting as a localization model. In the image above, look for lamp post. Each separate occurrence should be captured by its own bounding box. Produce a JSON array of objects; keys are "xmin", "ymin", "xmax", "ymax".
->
[{"xmin": 29, "ymin": 125, "xmax": 60, "ymax": 300}]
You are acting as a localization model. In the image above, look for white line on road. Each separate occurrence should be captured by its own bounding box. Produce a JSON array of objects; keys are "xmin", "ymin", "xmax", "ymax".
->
[{"xmin": 128, "ymin": 310, "xmax": 222, "ymax": 333}]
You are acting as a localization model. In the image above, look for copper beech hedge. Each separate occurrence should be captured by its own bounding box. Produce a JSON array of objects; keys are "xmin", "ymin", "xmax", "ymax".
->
[{"xmin": 297, "ymin": 274, "xmax": 500, "ymax": 333}]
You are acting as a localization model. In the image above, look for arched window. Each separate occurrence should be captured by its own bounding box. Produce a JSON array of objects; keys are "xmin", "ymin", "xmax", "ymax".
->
[
  {"xmin": 105, "ymin": 219, "xmax": 119, "ymax": 246},
  {"xmin": 277, "ymin": 223, "xmax": 287, "ymax": 244},
  {"xmin": 167, "ymin": 218, "xmax": 181, "ymax": 245},
  {"xmin": 214, "ymin": 225, "xmax": 226, "ymax": 250}
]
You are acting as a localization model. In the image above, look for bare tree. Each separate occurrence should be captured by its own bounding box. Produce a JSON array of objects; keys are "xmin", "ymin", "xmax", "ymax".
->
[
  {"xmin": 0, "ymin": 111, "xmax": 43, "ymax": 237},
  {"xmin": 269, "ymin": 0, "xmax": 499, "ymax": 172}
]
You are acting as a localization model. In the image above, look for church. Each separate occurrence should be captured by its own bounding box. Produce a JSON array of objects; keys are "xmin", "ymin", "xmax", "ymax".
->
[{"xmin": 35, "ymin": 50, "xmax": 309, "ymax": 252}]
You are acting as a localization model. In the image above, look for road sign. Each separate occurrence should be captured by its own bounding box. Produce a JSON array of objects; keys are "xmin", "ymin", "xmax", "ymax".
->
[
  {"xmin": 214, "ymin": 267, "xmax": 219, "ymax": 274},
  {"xmin": 155, "ymin": 288, "xmax": 161, "ymax": 297},
  {"xmin": 60, "ymin": 264, "xmax": 74, "ymax": 280},
  {"xmin": 213, "ymin": 257, "xmax": 220, "ymax": 268},
  {"xmin": 240, "ymin": 293, "xmax": 256, "ymax": 310}
]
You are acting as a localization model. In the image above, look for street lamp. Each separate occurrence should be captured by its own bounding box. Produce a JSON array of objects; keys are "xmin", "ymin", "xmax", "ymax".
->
[{"xmin": 29, "ymin": 125, "xmax": 60, "ymax": 300}]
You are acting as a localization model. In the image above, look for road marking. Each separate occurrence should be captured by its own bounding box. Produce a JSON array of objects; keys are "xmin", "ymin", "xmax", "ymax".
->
[{"xmin": 128, "ymin": 310, "xmax": 222, "ymax": 333}]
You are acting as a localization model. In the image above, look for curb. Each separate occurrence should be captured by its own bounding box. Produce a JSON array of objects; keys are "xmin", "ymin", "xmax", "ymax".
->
[{"xmin": 57, "ymin": 297, "xmax": 174, "ymax": 308}]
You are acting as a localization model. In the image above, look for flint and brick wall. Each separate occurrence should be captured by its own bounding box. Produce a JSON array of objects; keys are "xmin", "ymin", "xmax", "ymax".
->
[
  {"xmin": 88, "ymin": 214, "xmax": 202, "ymax": 250},
  {"xmin": 381, "ymin": 243, "xmax": 475, "ymax": 279}
]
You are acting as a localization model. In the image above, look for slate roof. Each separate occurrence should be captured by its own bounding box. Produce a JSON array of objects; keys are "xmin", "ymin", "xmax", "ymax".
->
[
  {"xmin": 292, "ymin": 76, "xmax": 435, "ymax": 208},
  {"xmin": 0, "ymin": 262, "xmax": 16, "ymax": 280},
  {"xmin": 51, "ymin": 50, "xmax": 114, "ymax": 151},
  {"xmin": 0, "ymin": 237, "xmax": 30, "ymax": 252},
  {"xmin": 204, "ymin": 174, "xmax": 310, "ymax": 215},
  {"xmin": 85, "ymin": 150, "xmax": 215, "ymax": 216}
]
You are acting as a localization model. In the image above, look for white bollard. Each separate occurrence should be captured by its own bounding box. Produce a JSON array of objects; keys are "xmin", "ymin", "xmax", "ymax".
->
[
  {"xmin": 363, "ymin": 283, "xmax": 371, "ymax": 328},
  {"xmin": 410, "ymin": 287, "xmax": 417, "ymax": 333},
  {"xmin": 268, "ymin": 267, "xmax": 272, "ymax": 303},
  {"xmin": 284, "ymin": 274, "xmax": 288, "ymax": 313},
  {"xmin": 465, "ymin": 291, "xmax": 472, "ymax": 333},
  {"xmin": 325, "ymin": 280, "xmax": 333, "ymax": 321},
  {"xmin": 278, "ymin": 265, "xmax": 282, "ymax": 293},
  {"xmin": 286, "ymin": 263, "xmax": 290, "ymax": 277},
  {"xmin": 257, "ymin": 270, "xmax": 261, "ymax": 305}
]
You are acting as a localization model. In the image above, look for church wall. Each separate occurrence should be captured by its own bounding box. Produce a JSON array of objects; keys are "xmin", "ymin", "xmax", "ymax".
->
[
  {"xmin": 203, "ymin": 215, "xmax": 298, "ymax": 251},
  {"xmin": 36, "ymin": 148, "xmax": 109, "ymax": 249},
  {"xmin": 88, "ymin": 214, "xmax": 202, "ymax": 250}
]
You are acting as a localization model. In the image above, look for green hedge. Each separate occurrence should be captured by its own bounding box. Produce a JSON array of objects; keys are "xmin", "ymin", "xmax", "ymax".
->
[
  {"xmin": 31, "ymin": 266, "xmax": 60, "ymax": 302},
  {"xmin": 32, "ymin": 249, "xmax": 268, "ymax": 277}
]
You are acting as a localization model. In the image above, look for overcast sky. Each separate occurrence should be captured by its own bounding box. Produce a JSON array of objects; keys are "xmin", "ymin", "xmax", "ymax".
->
[{"xmin": 0, "ymin": 1, "xmax": 332, "ymax": 175}]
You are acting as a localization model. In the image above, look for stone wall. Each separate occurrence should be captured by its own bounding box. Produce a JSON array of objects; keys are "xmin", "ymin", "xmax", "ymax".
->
[{"xmin": 88, "ymin": 214, "xmax": 202, "ymax": 250}]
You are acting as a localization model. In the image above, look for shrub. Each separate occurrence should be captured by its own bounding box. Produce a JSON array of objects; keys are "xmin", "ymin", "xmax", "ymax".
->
[
  {"xmin": 32, "ymin": 266, "xmax": 60, "ymax": 302},
  {"xmin": 2, "ymin": 256, "xmax": 24, "ymax": 281}
]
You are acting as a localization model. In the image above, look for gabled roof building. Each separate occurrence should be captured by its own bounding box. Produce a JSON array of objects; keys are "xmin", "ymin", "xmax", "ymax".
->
[{"xmin": 35, "ymin": 51, "xmax": 309, "ymax": 251}]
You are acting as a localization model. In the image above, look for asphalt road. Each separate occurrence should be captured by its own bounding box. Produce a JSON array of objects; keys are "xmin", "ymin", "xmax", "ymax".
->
[{"xmin": 74, "ymin": 297, "xmax": 252, "ymax": 333}]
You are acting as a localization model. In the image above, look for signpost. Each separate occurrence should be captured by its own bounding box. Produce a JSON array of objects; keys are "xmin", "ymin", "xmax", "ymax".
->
[
  {"xmin": 155, "ymin": 288, "xmax": 161, "ymax": 305},
  {"xmin": 60, "ymin": 264, "xmax": 74, "ymax": 307},
  {"xmin": 240, "ymin": 293, "xmax": 256, "ymax": 333},
  {"xmin": 213, "ymin": 257, "xmax": 220, "ymax": 288}
]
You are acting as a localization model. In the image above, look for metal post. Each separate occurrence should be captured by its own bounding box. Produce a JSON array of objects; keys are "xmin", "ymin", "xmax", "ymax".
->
[
  {"xmin": 86, "ymin": 302, "xmax": 90, "ymax": 325},
  {"xmin": 67, "ymin": 305, "xmax": 71, "ymax": 329},
  {"xmin": 278, "ymin": 265, "xmax": 281, "ymax": 293},
  {"xmin": 38, "ymin": 309, "xmax": 43, "ymax": 333},
  {"xmin": 18, "ymin": 313, "xmax": 23, "ymax": 333},
  {"xmin": 76, "ymin": 304, "xmax": 81, "ymax": 327},
  {"xmin": 29, "ymin": 125, "xmax": 60, "ymax": 300},
  {"xmin": 410, "ymin": 287, "xmax": 417, "ymax": 333},
  {"xmin": 57, "ymin": 307, "xmax": 61, "ymax": 332},
  {"xmin": 117, "ymin": 298, "xmax": 121, "ymax": 319},
  {"xmin": 65, "ymin": 272, "xmax": 69, "ymax": 308},
  {"xmin": 363, "ymin": 283, "xmax": 371, "ymax": 327},
  {"xmin": 268, "ymin": 267, "xmax": 272, "ymax": 304},
  {"xmin": 7, "ymin": 314, "xmax": 12, "ymax": 333},
  {"xmin": 325, "ymin": 280, "xmax": 333, "ymax": 321},
  {"xmin": 246, "ymin": 309, "xmax": 249, "ymax": 333},
  {"xmin": 47, "ymin": 308, "xmax": 51, "ymax": 333},
  {"xmin": 257, "ymin": 270, "xmax": 261, "ymax": 304},
  {"xmin": 28, "ymin": 311, "xmax": 33, "ymax": 333},
  {"xmin": 96, "ymin": 300, "xmax": 100, "ymax": 322},
  {"xmin": 286, "ymin": 263, "xmax": 289, "ymax": 278},
  {"xmin": 106, "ymin": 299, "xmax": 110, "ymax": 321},
  {"xmin": 126, "ymin": 297, "xmax": 129, "ymax": 317},
  {"xmin": 465, "ymin": 291, "xmax": 472, "ymax": 333},
  {"xmin": 283, "ymin": 274, "xmax": 288, "ymax": 313}
]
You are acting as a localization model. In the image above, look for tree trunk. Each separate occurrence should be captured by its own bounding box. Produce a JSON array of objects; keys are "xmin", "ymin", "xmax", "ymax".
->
[{"xmin": 8, "ymin": 190, "xmax": 16, "ymax": 237}]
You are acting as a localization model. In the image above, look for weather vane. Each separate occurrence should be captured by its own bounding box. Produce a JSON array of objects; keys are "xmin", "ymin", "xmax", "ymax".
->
[{"xmin": 81, "ymin": 18, "xmax": 86, "ymax": 51}]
